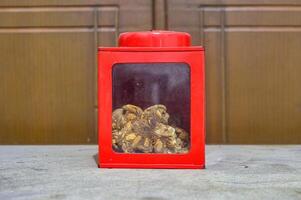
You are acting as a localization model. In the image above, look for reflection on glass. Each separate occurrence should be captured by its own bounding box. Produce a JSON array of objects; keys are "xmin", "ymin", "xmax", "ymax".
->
[{"xmin": 112, "ymin": 63, "xmax": 190, "ymax": 154}]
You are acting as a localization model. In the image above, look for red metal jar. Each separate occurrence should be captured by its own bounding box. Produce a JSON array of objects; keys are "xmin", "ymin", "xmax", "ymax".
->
[{"xmin": 98, "ymin": 31, "xmax": 205, "ymax": 169}]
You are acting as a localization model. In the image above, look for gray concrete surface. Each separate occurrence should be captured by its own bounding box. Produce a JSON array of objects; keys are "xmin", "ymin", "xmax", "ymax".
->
[{"xmin": 0, "ymin": 145, "xmax": 301, "ymax": 200}]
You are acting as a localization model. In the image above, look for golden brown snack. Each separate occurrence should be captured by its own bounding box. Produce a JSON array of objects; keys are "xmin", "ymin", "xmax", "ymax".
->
[
  {"xmin": 112, "ymin": 104, "xmax": 189, "ymax": 154},
  {"xmin": 174, "ymin": 127, "xmax": 189, "ymax": 147},
  {"xmin": 142, "ymin": 104, "xmax": 170, "ymax": 125},
  {"xmin": 122, "ymin": 104, "xmax": 143, "ymax": 121}
]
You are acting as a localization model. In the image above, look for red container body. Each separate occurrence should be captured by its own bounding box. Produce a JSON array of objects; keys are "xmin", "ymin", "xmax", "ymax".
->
[{"xmin": 98, "ymin": 31, "xmax": 205, "ymax": 169}]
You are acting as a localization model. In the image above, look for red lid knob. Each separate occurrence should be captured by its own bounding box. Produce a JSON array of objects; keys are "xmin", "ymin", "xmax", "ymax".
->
[{"xmin": 119, "ymin": 30, "xmax": 191, "ymax": 47}]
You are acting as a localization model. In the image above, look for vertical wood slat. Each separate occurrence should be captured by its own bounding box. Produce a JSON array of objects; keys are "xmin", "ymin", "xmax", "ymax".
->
[
  {"xmin": 114, "ymin": 6, "xmax": 119, "ymax": 44},
  {"xmin": 93, "ymin": 8, "xmax": 99, "ymax": 141},
  {"xmin": 197, "ymin": 5, "xmax": 225, "ymax": 144},
  {"xmin": 153, "ymin": 0, "xmax": 167, "ymax": 29},
  {"xmin": 199, "ymin": 6, "xmax": 205, "ymax": 46},
  {"xmin": 219, "ymin": 8, "xmax": 227, "ymax": 143}
]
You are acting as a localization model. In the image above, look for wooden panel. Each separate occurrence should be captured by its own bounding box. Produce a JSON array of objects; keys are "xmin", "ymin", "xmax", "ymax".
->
[
  {"xmin": 0, "ymin": 0, "xmax": 153, "ymax": 144},
  {"xmin": 167, "ymin": 0, "xmax": 301, "ymax": 144},
  {"xmin": 0, "ymin": 7, "xmax": 94, "ymax": 27},
  {"xmin": 4, "ymin": 0, "xmax": 301, "ymax": 144},
  {"xmin": 0, "ymin": 32, "xmax": 95, "ymax": 144},
  {"xmin": 227, "ymin": 31, "xmax": 301, "ymax": 144},
  {"xmin": 200, "ymin": 7, "xmax": 301, "ymax": 26}
]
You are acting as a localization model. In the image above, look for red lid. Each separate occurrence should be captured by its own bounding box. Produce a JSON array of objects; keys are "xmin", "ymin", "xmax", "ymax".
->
[{"xmin": 119, "ymin": 30, "xmax": 191, "ymax": 47}]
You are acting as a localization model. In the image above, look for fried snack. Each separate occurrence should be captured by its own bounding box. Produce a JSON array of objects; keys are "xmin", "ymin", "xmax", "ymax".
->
[
  {"xmin": 142, "ymin": 104, "xmax": 170, "ymax": 125},
  {"xmin": 112, "ymin": 104, "xmax": 189, "ymax": 154}
]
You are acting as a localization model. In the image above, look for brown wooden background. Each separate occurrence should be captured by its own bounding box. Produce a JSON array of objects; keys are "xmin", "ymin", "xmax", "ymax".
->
[{"xmin": 0, "ymin": 0, "xmax": 301, "ymax": 144}]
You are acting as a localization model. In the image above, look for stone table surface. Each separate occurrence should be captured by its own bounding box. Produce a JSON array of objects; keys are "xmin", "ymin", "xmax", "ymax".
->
[{"xmin": 0, "ymin": 145, "xmax": 301, "ymax": 200}]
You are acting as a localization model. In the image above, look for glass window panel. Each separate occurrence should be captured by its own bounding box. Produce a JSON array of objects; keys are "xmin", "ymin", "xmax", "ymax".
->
[{"xmin": 112, "ymin": 63, "xmax": 190, "ymax": 154}]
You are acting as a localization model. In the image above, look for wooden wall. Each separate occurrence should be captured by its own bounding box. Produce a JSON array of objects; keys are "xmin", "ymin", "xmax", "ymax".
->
[{"xmin": 0, "ymin": 0, "xmax": 301, "ymax": 144}]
